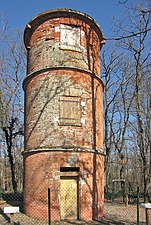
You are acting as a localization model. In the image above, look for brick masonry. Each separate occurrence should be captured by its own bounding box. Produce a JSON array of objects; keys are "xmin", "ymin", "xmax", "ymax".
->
[{"xmin": 23, "ymin": 9, "xmax": 105, "ymax": 221}]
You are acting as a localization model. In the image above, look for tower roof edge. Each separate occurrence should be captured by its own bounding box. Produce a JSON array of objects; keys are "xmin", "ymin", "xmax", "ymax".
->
[{"xmin": 24, "ymin": 8, "xmax": 104, "ymax": 49}]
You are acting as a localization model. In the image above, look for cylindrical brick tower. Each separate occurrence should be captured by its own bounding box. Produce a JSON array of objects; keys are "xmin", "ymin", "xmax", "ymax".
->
[{"xmin": 23, "ymin": 8, "xmax": 105, "ymax": 222}]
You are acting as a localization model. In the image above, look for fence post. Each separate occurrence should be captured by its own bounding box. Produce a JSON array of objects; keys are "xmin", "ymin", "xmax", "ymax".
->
[
  {"xmin": 146, "ymin": 208, "xmax": 149, "ymax": 225},
  {"xmin": 112, "ymin": 181, "xmax": 114, "ymax": 202},
  {"xmin": 137, "ymin": 186, "xmax": 140, "ymax": 225},
  {"xmin": 48, "ymin": 188, "xmax": 51, "ymax": 225}
]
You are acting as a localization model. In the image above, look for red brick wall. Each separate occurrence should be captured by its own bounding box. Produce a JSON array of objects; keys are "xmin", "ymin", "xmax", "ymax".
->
[
  {"xmin": 23, "ymin": 9, "xmax": 104, "ymax": 221},
  {"xmin": 26, "ymin": 14, "xmax": 102, "ymax": 76},
  {"xmin": 24, "ymin": 151, "xmax": 104, "ymax": 221}
]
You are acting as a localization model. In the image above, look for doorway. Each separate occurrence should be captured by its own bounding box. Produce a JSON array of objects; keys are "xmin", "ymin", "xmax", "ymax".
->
[{"xmin": 60, "ymin": 176, "xmax": 79, "ymax": 220}]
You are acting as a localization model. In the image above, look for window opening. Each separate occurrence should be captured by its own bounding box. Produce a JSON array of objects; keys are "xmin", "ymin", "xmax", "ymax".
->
[{"xmin": 60, "ymin": 167, "xmax": 80, "ymax": 172}]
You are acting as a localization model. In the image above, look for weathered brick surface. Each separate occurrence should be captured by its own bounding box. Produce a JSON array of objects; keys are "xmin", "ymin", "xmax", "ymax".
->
[
  {"xmin": 24, "ymin": 69, "xmax": 103, "ymax": 152},
  {"xmin": 24, "ymin": 151, "xmax": 104, "ymax": 221},
  {"xmin": 23, "ymin": 9, "xmax": 105, "ymax": 221},
  {"xmin": 24, "ymin": 10, "xmax": 103, "ymax": 77}
]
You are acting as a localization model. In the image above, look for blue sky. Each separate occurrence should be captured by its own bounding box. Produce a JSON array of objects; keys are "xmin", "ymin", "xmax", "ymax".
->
[{"xmin": 1, "ymin": 0, "xmax": 125, "ymax": 39}]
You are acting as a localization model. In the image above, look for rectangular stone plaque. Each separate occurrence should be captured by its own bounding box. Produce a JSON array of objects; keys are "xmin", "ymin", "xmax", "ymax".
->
[
  {"xmin": 4, "ymin": 206, "xmax": 20, "ymax": 214},
  {"xmin": 140, "ymin": 203, "xmax": 151, "ymax": 209}
]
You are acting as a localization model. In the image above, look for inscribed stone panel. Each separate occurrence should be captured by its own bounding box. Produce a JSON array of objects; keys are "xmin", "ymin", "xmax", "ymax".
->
[{"xmin": 60, "ymin": 24, "xmax": 81, "ymax": 52}]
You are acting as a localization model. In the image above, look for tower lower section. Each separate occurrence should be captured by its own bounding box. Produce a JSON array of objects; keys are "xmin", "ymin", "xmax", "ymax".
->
[{"xmin": 23, "ymin": 150, "xmax": 104, "ymax": 221}]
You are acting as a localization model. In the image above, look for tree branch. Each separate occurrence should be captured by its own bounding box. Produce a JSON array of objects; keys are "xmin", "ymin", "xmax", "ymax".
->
[{"xmin": 105, "ymin": 27, "xmax": 151, "ymax": 41}]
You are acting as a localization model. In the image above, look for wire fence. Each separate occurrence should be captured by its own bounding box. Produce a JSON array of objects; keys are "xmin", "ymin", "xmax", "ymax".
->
[
  {"xmin": 0, "ymin": 190, "xmax": 48, "ymax": 225},
  {"xmin": 104, "ymin": 180, "xmax": 148, "ymax": 205},
  {"xmin": 0, "ymin": 187, "xmax": 91, "ymax": 225},
  {"xmin": 0, "ymin": 187, "xmax": 150, "ymax": 225}
]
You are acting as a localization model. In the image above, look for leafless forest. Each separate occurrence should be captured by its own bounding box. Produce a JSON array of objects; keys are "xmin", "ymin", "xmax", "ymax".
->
[{"xmin": 0, "ymin": 0, "xmax": 151, "ymax": 203}]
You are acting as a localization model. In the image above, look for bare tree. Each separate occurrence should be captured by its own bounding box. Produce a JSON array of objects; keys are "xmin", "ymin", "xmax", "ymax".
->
[
  {"xmin": 0, "ymin": 25, "xmax": 25, "ymax": 192},
  {"xmin": 101, "ymin": 48, "xmax": 123, "ymax": 190},
  {"xmin": 111, "ymin": 0, "xmax": 151, "ymax": 199}
]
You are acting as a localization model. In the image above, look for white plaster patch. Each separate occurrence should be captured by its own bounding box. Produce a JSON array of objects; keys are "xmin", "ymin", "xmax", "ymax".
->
[
  {"xmin": 55, "ymin": 26, "xmax": 60, "ymax": 32},
  {"xmin": 81, "ymin": 118, "xmax": 85, "ymax": 125},
  {"xmin": 81, "ymin": 30, "xmax": 85, "ymax": 37},
  {"xmin": 81, "ymin": 101, "xmax": 86, "ymax": 107},
  {"xmin": 81, "ymin": 178, "xmax": 86, "ymax": 185}
]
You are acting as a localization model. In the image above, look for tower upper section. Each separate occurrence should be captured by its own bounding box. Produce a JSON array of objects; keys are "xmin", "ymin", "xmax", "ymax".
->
[
  {"xmin": 23, "ymin": 9, "xmax": 105, "ymax": 152},
  {"xmin": 24, "ymin": 8, "xmax": 105, "ymax": 77}
]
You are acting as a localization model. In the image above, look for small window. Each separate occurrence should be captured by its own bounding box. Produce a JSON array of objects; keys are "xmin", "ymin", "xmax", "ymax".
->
[
  {"xmin": 60, "ymin": 24, "xmax": 81, "ymax": 52},
  {"xmin": 60, "ymin": 167, "xmax": 80, "ymax": 172},
  {"xmin": 59, "ymin": 96, "xmax": 81, "ymax": 126}
]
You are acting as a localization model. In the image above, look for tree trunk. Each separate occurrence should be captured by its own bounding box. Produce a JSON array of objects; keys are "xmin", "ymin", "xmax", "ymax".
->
[{"xmin": 3, "ymin": 124, "xmax": 18, "ymax": 193}]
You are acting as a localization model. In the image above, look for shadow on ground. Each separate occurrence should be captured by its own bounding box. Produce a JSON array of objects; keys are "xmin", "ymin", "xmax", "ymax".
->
[{"xmin": 100, "ymin": 216, "xmax": 136, "ymax": 225}]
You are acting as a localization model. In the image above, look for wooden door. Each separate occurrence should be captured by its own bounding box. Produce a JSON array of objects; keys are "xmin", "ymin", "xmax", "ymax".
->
[{"xmin": 60, "ymin": 177, "xmax": 78, "ymax": 220}]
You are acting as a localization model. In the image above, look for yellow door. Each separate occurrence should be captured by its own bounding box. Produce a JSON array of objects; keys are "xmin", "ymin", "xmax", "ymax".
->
[{"xmin": 60, "ymin": 177, "xmax": 78, "ymax": 220}]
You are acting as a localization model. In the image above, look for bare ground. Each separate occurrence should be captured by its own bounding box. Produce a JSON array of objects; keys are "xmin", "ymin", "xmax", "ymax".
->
[{"xmin": 0, "ymin": 200, "xmax": 150, "ymax": 224}]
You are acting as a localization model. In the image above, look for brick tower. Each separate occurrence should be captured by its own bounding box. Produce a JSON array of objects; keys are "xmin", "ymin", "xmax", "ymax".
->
[{"xmin": 23, "ymin": 8, "xmax": 105, "ymax": 222}]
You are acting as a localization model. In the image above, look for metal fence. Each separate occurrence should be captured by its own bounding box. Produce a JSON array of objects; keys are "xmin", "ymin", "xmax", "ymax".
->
[
  {"xmin": 0, "ymin": 187, "xmax": 92, "ymax": 225},
  {"xmin": 0, "ymin": 187, "xmax": 150, "ymax": 225},
  {"xmin": 0, "ymin": 190, "xmax": 48, "ymax": 225}
]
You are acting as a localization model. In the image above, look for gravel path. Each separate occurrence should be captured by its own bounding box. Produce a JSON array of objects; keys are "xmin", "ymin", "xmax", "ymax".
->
[
  {"xmin": 0, "ymin": 201, "xmax": 150, "ymax": 224},
  {"xmin": 102, "ymin": 201, "xmax": 148, "ymax": 225}
]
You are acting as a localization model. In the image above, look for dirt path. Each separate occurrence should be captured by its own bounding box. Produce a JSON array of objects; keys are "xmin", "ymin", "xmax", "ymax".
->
[{"xmin": 102, "ymin": 201, "xmax": 149, "ymax": 225}]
